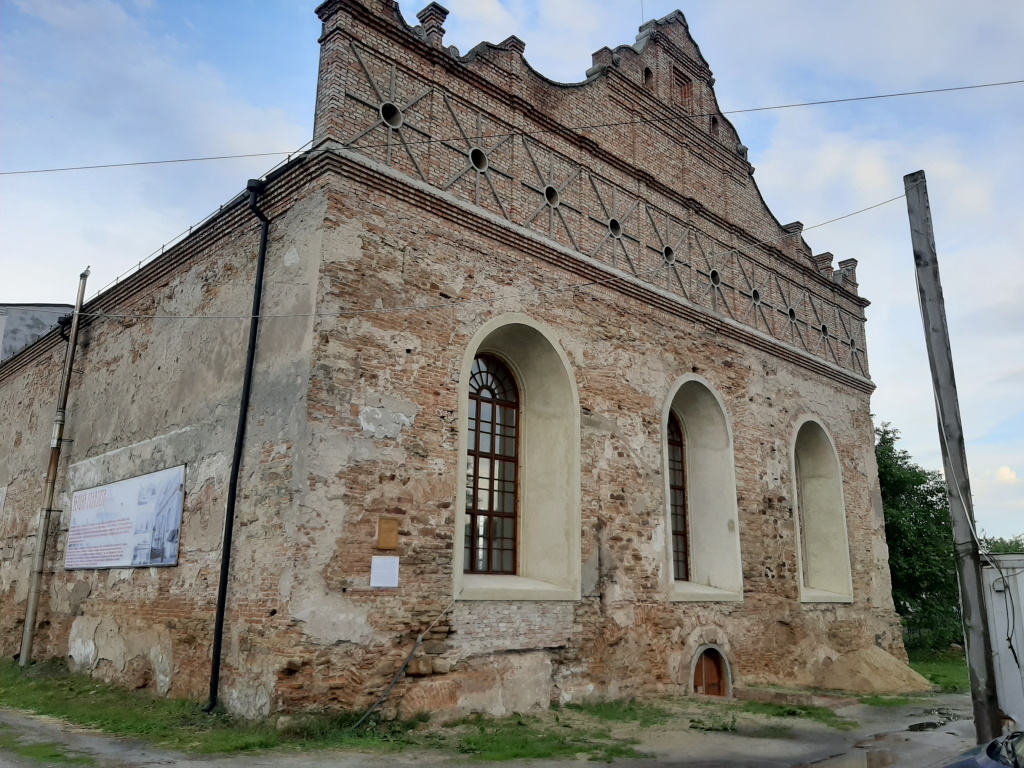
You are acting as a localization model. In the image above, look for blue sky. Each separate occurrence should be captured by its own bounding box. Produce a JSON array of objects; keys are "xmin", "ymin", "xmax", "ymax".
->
[{"xmin": 1, "ymin": 0, "xmax": 1021, "ymax": 535}]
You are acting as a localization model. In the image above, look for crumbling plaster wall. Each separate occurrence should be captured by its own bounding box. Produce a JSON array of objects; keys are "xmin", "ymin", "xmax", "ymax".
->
[
  {"xmin": 0, "ymin": 0, "xmax": 910, "ymax": 720},
  {"xmin": 253, "ymin": 159, "xmax": 904, "ymax": 717},
  {"xmin": 247, "ymin": 0, "xmax": 902, "ymax": 717},
  {"xmin": 0, "ymin": 189, "xmax": 327, "ymax": 714}
]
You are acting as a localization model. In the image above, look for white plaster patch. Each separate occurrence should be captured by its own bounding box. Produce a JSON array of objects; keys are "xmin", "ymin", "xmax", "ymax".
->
[
  {"xmin": 69, "ymin": 426, "xmax": 196, "ymax": 486},
  {"xmin": 67, "ymin": 616, "xmax": 101, "ymax": 671},
  {"xmin": 151, "ymin": 643, "xmax": 173, "ymax": 695},
  {"xmin": 94, "ymin": 616, "xmax": 129, "ymax": 671},
  {"xmin": 358, "ymin": 394, "xmax": 418, "ymax": 439},
  {"xmin": 278, "ymin": 560, "xmax": 295, "ymax": 601},
  {"xmin": 224, "ymin": 677, "xmax": 273, "ymax": 719},
  {"xmin": 610, "ymin": 606, "xmax": 633, "ymax": 628},
  {"xmin": 190, "ymin": 451, "xmax": 229, "ymax": 487},
  {"xmin": 105, "ymin": 569, "xmax": 133, "ymax": 588},
  {"xmin": 283, "ymin": 245, "xmax": 301, "ymax": 267},
  {"xmin": 290, "ymin": 576, "xmax": 375, "ymax": 645}
]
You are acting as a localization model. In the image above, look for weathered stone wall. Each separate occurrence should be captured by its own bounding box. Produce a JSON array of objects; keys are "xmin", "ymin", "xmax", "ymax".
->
[
  {"xmin": 0, "ymin": 185, "xmax": 326, "ymax": 709},
  {"xmin": 0, "ymin": 0, "xmax": 911, "ymax": 720},
  {"xmin": 283, "ymin": 157, "xmax": 903, "ymax": 717}
]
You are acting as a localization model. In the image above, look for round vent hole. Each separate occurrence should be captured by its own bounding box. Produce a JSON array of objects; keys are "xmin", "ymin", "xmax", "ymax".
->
[
  {"xmin": 608, "ymin": 218, "xmax": 622, "ymax": 238},
  {"xmin": 751, "ymin": 289, "xmax": 761, "ymax": 304},
  {"xmin": 710, "ymin": 269, "xmax": 721, "ymax": 287},
  {"xmin": 544, "ymin": 186, "xmax": 560, "ymax": 207},
  {"xmin": 470, "ymin": 147, "xmax": 488, "ymax": 172},
  {"xmin": 788, "ymin": 307, "xmax": 797, "ymax": 321},
  {"xmin": 380, "ymin": 102, "xmax": 404, "ymax": 128},
  {"xmin": 663, "ymin": 246, "xmax": 675, "ymax": 264}
]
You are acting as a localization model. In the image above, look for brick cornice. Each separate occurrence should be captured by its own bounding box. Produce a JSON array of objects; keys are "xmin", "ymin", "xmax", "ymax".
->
[
  {"xmin": 310, "ymin": 148, "xmax": 875, "ymax": 394},
  {"xmin": 0, "ymin": 147, "xmax": 873, "ymax": 396},
  {"xmin": 315, "ymin": 0, "xmax": 867, "ymax": 310}
]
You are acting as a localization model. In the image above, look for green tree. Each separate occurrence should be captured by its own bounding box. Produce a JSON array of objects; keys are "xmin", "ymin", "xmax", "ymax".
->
[
  {"xmin": 981, "ymin": 535, "xmax": 1024, "ymax": 554},
  {"xmin": 875, "ymin": 423, "xmax": 962, "ymax": 649}
]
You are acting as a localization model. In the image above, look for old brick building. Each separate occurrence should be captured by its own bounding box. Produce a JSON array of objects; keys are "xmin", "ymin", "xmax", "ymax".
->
[{"xmin": 0, "ymin": 0, "xmax": 927, "ymax": 718}]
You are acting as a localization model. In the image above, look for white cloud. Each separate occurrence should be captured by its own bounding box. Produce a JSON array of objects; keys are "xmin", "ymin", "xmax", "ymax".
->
[
  {"xmin": 1, "ymin": 0, "xmax": 307, "ymax": 303},
  {"xmin": 1, "ymin": 0, "xmax": 1020, "ymax": 536},
  {"xmin": 997, "ymin": 466, "xmax": 1019, "ymax": 485}
]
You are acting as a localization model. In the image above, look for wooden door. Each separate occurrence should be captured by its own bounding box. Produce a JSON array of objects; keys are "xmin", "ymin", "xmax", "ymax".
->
[{"xmin": 693, "ymin": 649, "xmax": 725, "ymax": 696}]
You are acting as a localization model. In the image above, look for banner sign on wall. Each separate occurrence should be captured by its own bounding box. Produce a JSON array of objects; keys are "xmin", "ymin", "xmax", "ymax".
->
[{"xmin": 65, "ymin": 465, "xmax": 185, "ymax": 570}]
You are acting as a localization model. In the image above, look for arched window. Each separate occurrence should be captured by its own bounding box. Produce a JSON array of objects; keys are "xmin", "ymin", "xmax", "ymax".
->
[
  {"xmin": 465, "ymin": 355, "xmax": 519, "ymax": 574},
  {"xmin": 643, "ymin": 67, "xmax": 654, "ymax": 90},
  {"xmin": 673, "ymin": 68, "xmax": 692, "ymax": 111},
  {"xmin": 663, "ymin": 377, "xmax": 742, "ymax": 601},
  {"xmin": 667, "ymin": 413, "xmax": 689, "ymax": 580},
  {"xmin": 793, "ymin": 419, "xmax": 852, "ymax": 601},
  {"xmin": 455, "ymin": 314, "xmax": 581, "ymax": 602}
]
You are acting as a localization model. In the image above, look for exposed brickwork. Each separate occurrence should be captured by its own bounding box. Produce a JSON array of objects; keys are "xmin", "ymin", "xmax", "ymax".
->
[{"xmin": 0, "ymin": 0, "xmax": 910, "ymax": 719}]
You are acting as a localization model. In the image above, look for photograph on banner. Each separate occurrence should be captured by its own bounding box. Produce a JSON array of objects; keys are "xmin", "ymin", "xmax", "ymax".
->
[{"xmin": 66, "ymin": 465, "xmax": 185, "ymax": 570}]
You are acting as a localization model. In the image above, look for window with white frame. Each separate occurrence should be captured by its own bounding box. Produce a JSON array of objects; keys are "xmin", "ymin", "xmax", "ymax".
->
[
  {"xmin": 454, "ymin": 315, "xmax": 581, "ymax": 601},
  {"xmin": 793, "ymin": 419, "xmax": 853, "ymax": 601},
  {"xmin": 664, "ymin": 377, "xmax": 743, "ymax": 601}
]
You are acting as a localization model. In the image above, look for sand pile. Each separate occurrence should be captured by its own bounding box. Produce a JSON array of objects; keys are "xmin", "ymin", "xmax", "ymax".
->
[{"xmin": 815, "ymin": 646, "xmax": 934, "ymax": 694}]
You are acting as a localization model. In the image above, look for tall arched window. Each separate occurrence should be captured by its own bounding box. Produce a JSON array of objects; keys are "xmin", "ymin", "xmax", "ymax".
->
[
  {"xmin": 793, "ymin": 419, "xmax": 852, "ymax": 601},
  {"xmin": 455, "ymin": 315, "xmax": 581, "ymax": 602},
  {"xmin": 662, "ymin": 377, "xmax": 742, "ymax": 601},
  {"xmin": 465, "ymin": 355, "xmax": 519, "ymax": 574},
  {"xmin": 667, "ymin": 413, "xmax": 689, "ymax": 580}
]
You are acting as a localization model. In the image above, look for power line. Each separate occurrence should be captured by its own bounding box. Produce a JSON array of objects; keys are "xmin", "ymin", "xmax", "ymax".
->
[
  {"xmin": 30, "ymin": 187, "xmax": 910, "ymax": 322},
  {"xmin": 1, "ymin": 79, "xmax": 1021, "ymax": 177}
]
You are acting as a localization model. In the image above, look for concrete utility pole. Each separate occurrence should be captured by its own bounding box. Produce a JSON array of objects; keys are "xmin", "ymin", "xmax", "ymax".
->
[
  {"xmin": 904, "ymin": 170, "xmax": 1000, "ymax": 743},
  {"xmin": 20, "ymin": 268, "xmax": 90, "ymax": 666}
]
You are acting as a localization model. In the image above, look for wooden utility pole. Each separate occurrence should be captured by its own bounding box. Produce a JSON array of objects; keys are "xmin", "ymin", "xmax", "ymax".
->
[
  {"xmin": 904, "ymin": 170, "xmax": 1000, "ymax": 743},
  {"xmin": 21, "ymin": 268, "xmax": 90, "ymax": 666}
]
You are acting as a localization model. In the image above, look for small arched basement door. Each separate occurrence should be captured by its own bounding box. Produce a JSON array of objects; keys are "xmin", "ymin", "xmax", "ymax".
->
[{"xmin": 693, "ymin": 648, "xmax": 726, "ymax": 697}]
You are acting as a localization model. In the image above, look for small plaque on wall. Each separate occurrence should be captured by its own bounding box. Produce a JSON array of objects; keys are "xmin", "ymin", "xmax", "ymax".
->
[
  {"xmin": 370, "ymin": 556, "xmax": 399, "ymax": 588},
  {"xmin": 376, "ymin": 517, "xmax": 400, "ymax": 550}
]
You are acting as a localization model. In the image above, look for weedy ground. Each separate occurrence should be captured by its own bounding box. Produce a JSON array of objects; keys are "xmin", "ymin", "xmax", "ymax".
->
[
  {"xmin": 1, "ymin": 659, "xmax": 888, "ymax": 762},
  {"xmin": 907, "ymin": 649, "xmax": 970, "ymax": 693}
]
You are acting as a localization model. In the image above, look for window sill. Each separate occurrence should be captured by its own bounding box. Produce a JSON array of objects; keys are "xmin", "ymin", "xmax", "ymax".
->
[
  {"xmin": 800, "ymin": 587, "xmax": 853, "ymax": 603},
  {"xmin": 460, "ymin": 574, "xmax": 579, "ymax": 601},
  {"xmin": 669, "ymin": 582, "xmax": 743, "ymax": 602}
]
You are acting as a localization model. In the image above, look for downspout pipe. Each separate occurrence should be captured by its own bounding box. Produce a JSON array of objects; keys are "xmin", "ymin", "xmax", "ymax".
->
[
  {"xmin": 20, "ymin": 267, "xmax": 91, "ymax": 666},
  {"xmin": 205, "ymin": 180, "xmax": 270, "ymax": 712}
]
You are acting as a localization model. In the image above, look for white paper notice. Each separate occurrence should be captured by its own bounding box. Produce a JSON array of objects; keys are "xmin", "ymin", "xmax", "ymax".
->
[{"xmin": 370, "ymin": 555, "xmax": 400, "ymax": 587}]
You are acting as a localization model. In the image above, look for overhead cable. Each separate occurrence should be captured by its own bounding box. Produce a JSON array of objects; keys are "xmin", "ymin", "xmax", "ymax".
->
[
  {"xmin": 27, "ymin": 186, "xmax": 911, "ymax": 322},
  {"xmin": 1, "ymin": 79, "xmax": 1021, "ymax": 176}
]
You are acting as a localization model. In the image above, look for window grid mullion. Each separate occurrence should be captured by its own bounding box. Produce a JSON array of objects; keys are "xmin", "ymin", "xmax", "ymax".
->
[{"xmin": 465, "ymin": 357, "xmax": 519, "ymax": 576}]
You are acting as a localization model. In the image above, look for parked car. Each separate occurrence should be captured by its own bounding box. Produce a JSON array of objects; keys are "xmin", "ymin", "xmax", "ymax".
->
[{"xmin": 943, "ymin": 732, "xmax": 1024, "ymax": 767}]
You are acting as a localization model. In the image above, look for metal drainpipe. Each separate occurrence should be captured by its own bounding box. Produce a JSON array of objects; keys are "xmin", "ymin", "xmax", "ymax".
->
[
  {"xmin": 204, "ymin": 180, "xmax": 270, "ymax": 712},
  {"xmin": 20, "ymin": 267, "xmax": 91, "ymax": 667}
]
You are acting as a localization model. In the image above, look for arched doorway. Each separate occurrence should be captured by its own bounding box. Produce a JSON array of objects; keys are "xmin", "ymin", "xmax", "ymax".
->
[{"xmin": 692, "ymin": 648, "xmax": 727, "ymax": 697}]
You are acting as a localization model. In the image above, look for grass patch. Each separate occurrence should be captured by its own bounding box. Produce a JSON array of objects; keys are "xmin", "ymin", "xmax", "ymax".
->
[
  {"xmin": 0, "ymin": 726, "xmax": 95, "ymax": 765},
  {"xmin": 688, "ymin": 711, "xmax": 737, "ymax": 732},
  {"xmin": 858, "ymin": 695, "xmax": 919, "ymax": 707},
  {"xmin": 737, "ymin": 701, "xmax": 858, "ymax": 731},
  {"xmin": 749, "ymin": 723, "xmax": 794, "ymax": 739},
  {"xmin": 0, "ymin": 660, "xmax": 647, "ymax": 761},
  {"xmin": 908, "ymin": 649, "xmax": 970, "ymax": 693},
  {"xmin": 0, "ymin": 660, "xmax": 425, "ymax": 754},
  {"xmin": 565, "ymin": 699, "xmax": 670, "ymax": 727},
  {"xmin": 455, "ymin": 715, "xmax": 641, "ymax": 761}
]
